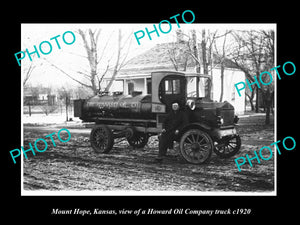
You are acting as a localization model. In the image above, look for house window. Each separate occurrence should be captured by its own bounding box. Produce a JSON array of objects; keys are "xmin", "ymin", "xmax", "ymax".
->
[
  {"xmin": 147, "ymin": 78, "xmax": 151, "ymax": 94},
  {"xmin": 128, "ymin": 82, "xmax": 134, "ymax": 95}
]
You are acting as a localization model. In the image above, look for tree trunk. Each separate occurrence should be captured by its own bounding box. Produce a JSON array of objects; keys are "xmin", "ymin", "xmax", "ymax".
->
[
  {"xmin": 265, "ymin": 103, "xmax": 270, "ymax": 125},
  {"xmin": 191, "ymin": 30, "xmax": 200, "ymax": 73},
  {"xmin": 201, "ymin": 30, "xmax": 211, "ymax": 98},
  {"xmin": 219, "ymin": 63, "xmax": 224, "ymax": 102},
  {"xmin": 78, "ymin": 29, "xmax": 99, "ymax": 95},
  {"xmin": 255, "ymin": 87, "xmax": 259, "ymax": 113},
  {"xmin": 169, "ymin": 53, "xmax": 178, "ymax": 71},
  {"xmin": 246, "ymin": 90, "xmax": 255, "ymax": 111},
  {"xmin": 201, "ymin": 30, "xmax": 208, "ymax": 74},
  {"xmin": 263, "ymin": 88, "xmax": 272, "ymax": 125},
  {"xmin": 249, "ymin": 98, "xmax": 255, "ymax": 111},
  {"xmin": 105, "ymin": 29, "xmax": 122, "ymax": 92},
  {"xmin": 183, "ymin": 57, "xmax": 188, "ymax": 72}
]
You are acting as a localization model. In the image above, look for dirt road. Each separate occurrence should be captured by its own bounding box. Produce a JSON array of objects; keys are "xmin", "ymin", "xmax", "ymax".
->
[{"xmin": 22, "ymin": 114, "xmax": 275, "ymax": 193}]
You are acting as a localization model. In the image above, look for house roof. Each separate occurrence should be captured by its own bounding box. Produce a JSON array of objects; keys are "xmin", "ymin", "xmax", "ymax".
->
[
  {"xmin": 120, "ymin": 42, "xmax": 192, "ymax": 73},
  {"xmin": 119, "ymin": 41, "xmax": 239, "ymax": 75}
]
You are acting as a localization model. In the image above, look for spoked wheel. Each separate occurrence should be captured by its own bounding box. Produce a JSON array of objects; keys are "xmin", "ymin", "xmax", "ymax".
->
[
  {"xmin": 127, "ymin": 132, "xmax": 149, "ymax": 148},
  {"xmin": 213, "ymin": 134, "xmax": 241, "ymax": 158},
  {"xmin": 90, "ymin": 125, "xmax": 114, "ymax": 153},
  {"xmin": 179, "ymin": 129, "xmax": 213, "ymax": 164}
]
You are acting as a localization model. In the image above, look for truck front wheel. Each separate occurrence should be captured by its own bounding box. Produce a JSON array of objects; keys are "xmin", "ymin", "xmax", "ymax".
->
[{"xmin": 179, "ymin": 129, "xmax": 213, "ymax": 164}]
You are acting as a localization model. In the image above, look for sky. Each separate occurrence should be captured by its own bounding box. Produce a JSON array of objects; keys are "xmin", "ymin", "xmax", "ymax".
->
[
  {"xmin": 21, "ymin": 23, "xmax": 276, "ymax": 89},
  {"xmin": 21, "ymin": 23, "xmax": 176, "ymax": 88}
]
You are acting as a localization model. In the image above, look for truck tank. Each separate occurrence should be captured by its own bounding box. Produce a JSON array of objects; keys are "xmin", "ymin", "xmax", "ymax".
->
[{"xmin": 74, "ymin": 93, "xmax": 155, "ymax": 122}]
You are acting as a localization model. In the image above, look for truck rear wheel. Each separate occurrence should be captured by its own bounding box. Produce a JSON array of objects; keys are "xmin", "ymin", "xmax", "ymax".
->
[
  {"xmin": 127, "ymin": 132, "xmax": 149, "ymax": 148},
  {"xmin": 179, "ymin": 129, "xmax": 213, "ymax": 164},
  {"xmin": 90, "ymin": 125, "xmax": 114, "ymax": 153}
]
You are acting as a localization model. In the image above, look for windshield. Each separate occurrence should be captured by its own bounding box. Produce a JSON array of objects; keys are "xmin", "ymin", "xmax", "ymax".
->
[{"xmin": 187, "ymin": 76, "xmax": 211, "ymax": 98}]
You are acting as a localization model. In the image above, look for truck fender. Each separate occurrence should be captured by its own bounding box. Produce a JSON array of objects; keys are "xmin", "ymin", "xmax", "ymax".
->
[{"xmin": 175, "ymin": 122, "xmax": 211, "ymax": 141}]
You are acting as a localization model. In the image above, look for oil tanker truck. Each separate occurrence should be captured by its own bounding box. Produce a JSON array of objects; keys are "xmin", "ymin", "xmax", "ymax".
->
[{"xmin": 74, "ymin": 71, "xmax": 241, "ymax": 164}]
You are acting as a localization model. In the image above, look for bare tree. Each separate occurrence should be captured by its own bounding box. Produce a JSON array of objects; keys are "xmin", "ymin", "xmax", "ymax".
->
[
  {"xmin": 39, "ymin": 86, "xmax": 57, "ymax": 116},
  {"xmin": 259, "ymin": 30, "xmax": 275, "ymax": 124},
  {"xmin": 227, "ymin": 31, "xmax": 260, "ymax": 111},
  {"xmin": 212, "ymin": 30, "xmax": 234, "ymax": 102},
  {"xmin": 186, "ymin": 29, "xmax": 220, "ymax": 98},
  {"xmin": 166, "ymin": 30, "xmax": 191, "ymax": 72},
  {"xmin": 190, "ymin": 30, "xmax": 201, "ymax": 73},
  {"xmin": 228, "ymin": 30, "xmax": 274, "ymax": 124},
  {"xmin": 46, "ymin": 28, "xmax": 132, "ymax": 95},
  {"xmin": 78, "ymin": 29, "xmax": 100, "ymax": 93},
  {"xmin": 168, "ymin": 46, "xmax": 179, "ymax": 71},
  {"xmin": 23, "ymin": 62, "xmax": 35, "ymax": 86},
  {"xmin": 22, "ymin": 53, "xmax": 42, "ymax": 87},
  {"xmin": 57, "ymin": 86, "xmax": 73, "ymax": 121},
  {"xmin": 22, "ymin": 36, "xmax": 42, "ymax": 87},
  {"xmin": 104, "ymin": 29, "xmax": 132, "ymax": 92}
]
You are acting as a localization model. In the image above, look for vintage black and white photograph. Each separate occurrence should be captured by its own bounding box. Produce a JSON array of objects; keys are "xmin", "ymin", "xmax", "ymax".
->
[{"xmin": 21, "ymin": 23, "xmax": 276, "ymax": 195}]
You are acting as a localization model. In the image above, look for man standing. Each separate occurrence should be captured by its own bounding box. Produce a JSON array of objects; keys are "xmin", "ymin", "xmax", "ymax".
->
[{"xmin": 156, "ymin": 102, "xmax": 187, "ymax": 162}]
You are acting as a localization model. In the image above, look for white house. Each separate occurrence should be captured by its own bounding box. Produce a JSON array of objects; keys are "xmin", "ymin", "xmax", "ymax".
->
[
  {"xmin": 210, "ymin": 67, "xmax": 245, "ymax": 115},
  {"xmin": 101, "ymin": 41, "xmax": 246, "ymax": 114}
]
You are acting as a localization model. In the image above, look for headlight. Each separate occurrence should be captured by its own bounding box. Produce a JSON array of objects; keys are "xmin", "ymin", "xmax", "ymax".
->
[
  {"xmin": 217, "ymin": 116, "xmax": 224, "ymax": 126},
  {"xmin": 234, "ymin": 115, "xmax": 239, "ymax": 124},
  {"xmin": 186, "ymin": 99, "xmax": 196, "ymax": 110}
]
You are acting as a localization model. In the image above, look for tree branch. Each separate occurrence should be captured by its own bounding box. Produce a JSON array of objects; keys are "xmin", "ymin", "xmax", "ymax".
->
[{"xmin": 44, "ymin": 59, "xmax": 92, "ymax": 89}]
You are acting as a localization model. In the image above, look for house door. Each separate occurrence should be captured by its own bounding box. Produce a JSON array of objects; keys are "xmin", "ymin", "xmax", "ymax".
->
[
  {"xmin": 159, "ymin": 75, "xmax": 186, "ymax": 112},
  {"xmin": 128, "ymin": 82, "xmax": 134, "ymax": 95}
]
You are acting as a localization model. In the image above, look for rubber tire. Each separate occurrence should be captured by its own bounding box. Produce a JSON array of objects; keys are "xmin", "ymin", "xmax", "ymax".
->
[
  {"xmin": 90, "ymin": 125, "xmax": 114, "ymax": 153},
  {"xmin": 214, "ymin": 134, "xmax": 241, "ymax": 158},
  {"xmin": 127, "ymin": 132, "xmax": 149, "ymax": 148},
  {"xmin": 179, "ymin": 129, "xmax": 213, "ymax": 164}
]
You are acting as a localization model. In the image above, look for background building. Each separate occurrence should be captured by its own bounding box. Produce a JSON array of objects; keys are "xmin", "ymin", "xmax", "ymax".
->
[{"xmin": 102, "ymin": 38, "xmax": 246, "ymax": 114}]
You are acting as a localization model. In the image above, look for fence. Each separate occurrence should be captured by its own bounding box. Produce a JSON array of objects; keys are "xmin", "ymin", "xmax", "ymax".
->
[{"xmin": 23, "ymin": 100, "xmax": 74, "ymax": 121}]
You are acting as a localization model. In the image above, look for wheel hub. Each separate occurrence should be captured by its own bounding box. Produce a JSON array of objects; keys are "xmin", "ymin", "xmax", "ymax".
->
[
  {"xmin": 96, "ymin": 133, "xmax": 105, "ymax": 141},
  {"xmin": 191, "ymin": 143, "xmax": 200, "ymax": 151}
]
